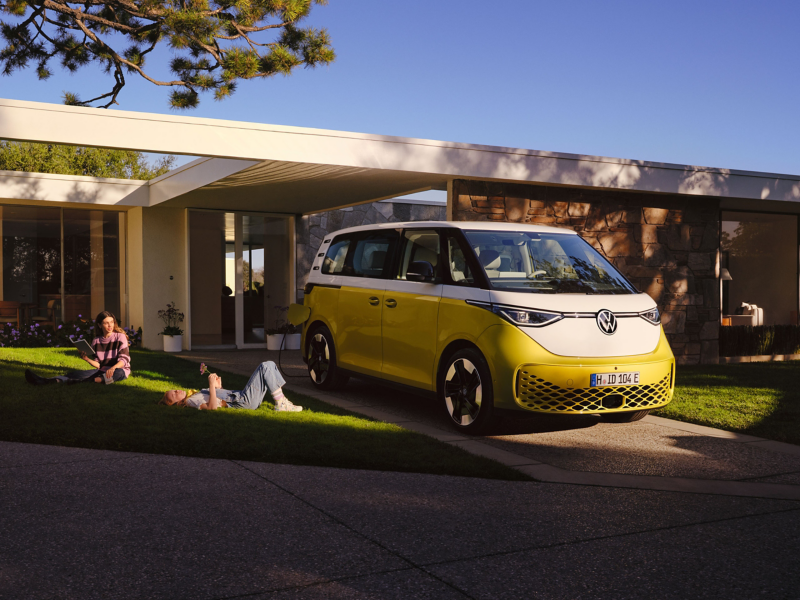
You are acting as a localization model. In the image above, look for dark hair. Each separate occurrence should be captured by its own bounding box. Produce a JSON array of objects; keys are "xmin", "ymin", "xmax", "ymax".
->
[{"xmin": 95, "ymin": 311, "xmax": 125, "ymax": 337}]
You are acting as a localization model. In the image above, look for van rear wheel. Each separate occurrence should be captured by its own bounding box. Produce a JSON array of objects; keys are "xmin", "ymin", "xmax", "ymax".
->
[
  {"xmin": 601, "ymin": 409, "xmax": 650, "ymax": 423},
  {"xmin": 306, "ymin": 325, "xmax": 349, "ymax": 390},
  {"xmin": 438, "ymin": 348, "xmax": 494, "ymax": 435}
]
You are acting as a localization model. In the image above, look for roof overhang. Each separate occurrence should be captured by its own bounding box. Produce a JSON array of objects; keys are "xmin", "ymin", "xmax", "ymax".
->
[{"xmin": 1, "ymin": 97, "xmax": 799, "ymax": 213}]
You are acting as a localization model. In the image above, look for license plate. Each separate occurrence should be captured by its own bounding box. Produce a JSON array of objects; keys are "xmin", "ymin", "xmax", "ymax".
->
[{"xmin": 591, "ymin": 372, "xmax": 639, "ymax": 387}]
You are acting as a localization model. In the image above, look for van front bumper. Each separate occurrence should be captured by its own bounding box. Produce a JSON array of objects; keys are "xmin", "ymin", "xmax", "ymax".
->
[{"xmin": 476, "ymin": 323, "xmax": 675, "ymax": 415}]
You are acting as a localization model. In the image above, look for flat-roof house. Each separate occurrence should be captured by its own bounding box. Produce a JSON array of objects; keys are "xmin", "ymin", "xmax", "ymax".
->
[{"xmin": 1, "ymin": 98, "xmax": 798, "ymax": 364}]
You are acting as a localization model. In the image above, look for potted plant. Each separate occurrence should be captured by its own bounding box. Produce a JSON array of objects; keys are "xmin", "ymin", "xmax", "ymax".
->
[
  {"xmin": 266, "ymin": 306, "xmax": 288, "ymax": 350},
  {"xmin": 284, "ymin": 323, "xmax": 302, "ymax": 350},
  {"xmin": 158, "ymin": 302, "xmax": 184, "ymax": 352}
]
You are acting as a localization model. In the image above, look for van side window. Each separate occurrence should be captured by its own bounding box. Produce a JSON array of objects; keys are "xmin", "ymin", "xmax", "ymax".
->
[
  {"xmin": 322, "ymin": 237, "xmax": 350, "ymax": 275},
  {"xmin": 349, "ymin": 233, "xmax": 396, "ymax": 278},
  {"xmin": 446, "ymin": 235, "xmax": 475, "ymax": 285},
  {"xmin": 397, "ymin": 229, "xmax": 440, "ymax": 280}
]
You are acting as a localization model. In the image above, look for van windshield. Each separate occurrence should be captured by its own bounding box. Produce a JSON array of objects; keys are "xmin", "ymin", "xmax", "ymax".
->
[{"xmin": 463, "ymin": 230, "xmax": 637, "ymax": 294}]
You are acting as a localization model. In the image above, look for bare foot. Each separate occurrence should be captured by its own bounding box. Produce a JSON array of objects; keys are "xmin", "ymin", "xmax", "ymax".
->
[{"xmin": 94, "ymin": 377, "xmax": 102, "ymax": 383}]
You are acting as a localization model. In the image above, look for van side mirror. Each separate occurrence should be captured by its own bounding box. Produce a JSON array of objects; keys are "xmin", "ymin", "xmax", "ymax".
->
[{"xmin": 407, "ymin": 261, "xmax": 436, "ymax": 283}]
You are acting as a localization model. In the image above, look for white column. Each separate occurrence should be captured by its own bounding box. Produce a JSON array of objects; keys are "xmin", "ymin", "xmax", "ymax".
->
[{"xmin": 234, "ymin": 213, "xmax": 243, "ymax": 348}]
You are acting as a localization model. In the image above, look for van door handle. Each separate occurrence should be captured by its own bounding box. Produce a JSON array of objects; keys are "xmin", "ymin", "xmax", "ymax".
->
[
  {"xmin": 385, "ymin": 299, "xmax": 397, "ymax": 308},
  {"xmin": 368, "ymin": 296, "xmax": 380, "ymax": 306}
]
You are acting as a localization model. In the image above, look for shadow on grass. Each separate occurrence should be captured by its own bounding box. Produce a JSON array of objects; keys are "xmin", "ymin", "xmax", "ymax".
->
[
  {"xmin": 654, "ymin": 361, "xmax": 800, "ymax": 445},
  {"xmin": 5, "ymin": 348, "xmax": 529, "ymax": 481}
]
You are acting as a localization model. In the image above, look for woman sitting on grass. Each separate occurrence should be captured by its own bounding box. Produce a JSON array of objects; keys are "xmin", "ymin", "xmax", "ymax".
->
[
  {"xmin": 160, "ymin": 361, "xmax": 302, "ymax": 412},
  {"xmin": 25, "ymin": 311, "xmax": 131, "ymax": 385}
]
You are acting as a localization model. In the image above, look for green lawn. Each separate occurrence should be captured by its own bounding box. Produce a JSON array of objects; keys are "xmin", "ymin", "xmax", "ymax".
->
[
  {"xmin": 2, "ymin": 348, "xmax": 529, "ymax": 481},
  {"xmin": 655, "ymin": 361, "xmax": 800, "ymax": 445}
]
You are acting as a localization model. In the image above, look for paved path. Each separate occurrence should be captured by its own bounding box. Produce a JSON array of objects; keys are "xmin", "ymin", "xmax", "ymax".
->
[
  {"xmin": 2, "ymin": 441, "xmax": 800, "ymax": 599},
  {"xmin": 178, "ymin": 349, "xmax": 800, "ymax": 500}
]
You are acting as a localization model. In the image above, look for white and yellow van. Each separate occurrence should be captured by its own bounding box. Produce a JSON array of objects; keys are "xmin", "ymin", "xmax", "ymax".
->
[{"xmin": 301, "ymin": 222, "xmax": 674, "ymax": 433}]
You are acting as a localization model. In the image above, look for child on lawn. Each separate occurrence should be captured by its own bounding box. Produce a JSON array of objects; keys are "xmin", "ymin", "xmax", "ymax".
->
[{"xmin": 160, "ymin": 361, "xmax": 301, "ymax": 412}]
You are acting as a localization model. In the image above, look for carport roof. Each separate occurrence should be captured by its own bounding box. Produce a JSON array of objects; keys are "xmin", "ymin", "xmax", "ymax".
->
[{"xmin": 1, "ymin": 97, "xmax": 799, "ymax": 213}]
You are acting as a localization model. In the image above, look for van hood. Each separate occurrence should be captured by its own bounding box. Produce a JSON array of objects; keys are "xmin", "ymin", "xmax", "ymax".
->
[{"xmin": 488, "ymin": 291, "xmax": 661, "ymax": 358}]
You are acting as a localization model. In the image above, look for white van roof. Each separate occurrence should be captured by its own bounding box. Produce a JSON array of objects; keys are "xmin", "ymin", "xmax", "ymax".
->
[{"xmin": 324, "ymin": 221, "xmax": 580, "ymax": 238}]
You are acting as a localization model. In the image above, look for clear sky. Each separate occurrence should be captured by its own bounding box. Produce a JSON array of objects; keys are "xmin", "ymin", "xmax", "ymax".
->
[{"xmin": 2, "ymin": 0, "xmax": 799, "ymax": 175}]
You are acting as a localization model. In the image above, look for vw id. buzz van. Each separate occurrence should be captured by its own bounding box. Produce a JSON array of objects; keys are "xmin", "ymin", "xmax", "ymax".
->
[{"xmin": 301, "ymin": 222, "xmax": 674, "ymax": 433}]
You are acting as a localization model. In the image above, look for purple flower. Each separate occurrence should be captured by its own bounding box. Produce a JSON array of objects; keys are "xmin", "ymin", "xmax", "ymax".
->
[
  {"xmin": 55, "ymin": 345, "xmax": 60, "ymax": 348},
  {"xmin": 58, "ymin": 325, "xmax": 62, "ymax": 329}
]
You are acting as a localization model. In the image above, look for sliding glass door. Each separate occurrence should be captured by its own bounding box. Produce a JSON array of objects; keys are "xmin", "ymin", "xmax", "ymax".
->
[{"xmin": 189, "ymin": 210, "xmax": 292, "ymax": 349}]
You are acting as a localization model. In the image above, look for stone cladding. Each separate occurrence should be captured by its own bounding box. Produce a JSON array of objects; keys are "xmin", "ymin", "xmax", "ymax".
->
[
  {"xmin": 450, "ymin": 179, "xmax": 721, "ymax": 365},
  {"xmin": 295, "ymin": 200, "xmax": 446, "ymax": 302}
]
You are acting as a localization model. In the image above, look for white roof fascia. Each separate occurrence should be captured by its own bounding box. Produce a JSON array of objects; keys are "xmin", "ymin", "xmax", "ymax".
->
[
  {"xmin": 2, "ymin": 97, "xmax": 800, "ymax": 205},
  {"xmin": 0, "ymin": 169, "xmax": 148, "ymax": 207}
]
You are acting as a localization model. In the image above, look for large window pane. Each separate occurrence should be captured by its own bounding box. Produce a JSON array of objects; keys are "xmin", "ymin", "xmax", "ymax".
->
[
  {"xmin": 721, "ymin": 211, "xmax": 799, "ymax": 326},
  {"xmin": 63, "ymin": 210, "xmax": 123, "ymax": 322},
  {"xmin": 190, "ymin": 211, "xmax": 235, "ymax": 347},
  {"xmin": 0, "ymin": 205, "xmax": 61, "ymax": 326}
]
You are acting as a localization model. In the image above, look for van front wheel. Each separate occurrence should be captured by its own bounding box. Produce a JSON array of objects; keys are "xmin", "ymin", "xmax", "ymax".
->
[
  {"xmin": 306, "ymin": 326, "xmax": 349, "ymax": 390},
  {"xmin": 438, "ymin": 348, "xmax": 494, "ymax": 435}
]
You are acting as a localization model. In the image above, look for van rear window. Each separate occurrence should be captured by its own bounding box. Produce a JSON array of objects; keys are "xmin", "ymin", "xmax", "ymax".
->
[{"xmin": 322, "ymin": 238, "xmax": 350, "ymax": 274}]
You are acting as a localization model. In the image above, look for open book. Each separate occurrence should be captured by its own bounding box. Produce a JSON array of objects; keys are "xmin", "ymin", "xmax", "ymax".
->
[{"xmin": 69, "ymin": 337, "xmax": 95, "ymax": 357}]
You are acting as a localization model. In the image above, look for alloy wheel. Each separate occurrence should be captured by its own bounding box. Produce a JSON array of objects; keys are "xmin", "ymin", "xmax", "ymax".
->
[
  {"xmin": 307, "ymin": 333, "xmax": 330, "ymax": 384},
  {"xmin": 444, "ymin": 358, "xmax": 483, "ymax": 426}
]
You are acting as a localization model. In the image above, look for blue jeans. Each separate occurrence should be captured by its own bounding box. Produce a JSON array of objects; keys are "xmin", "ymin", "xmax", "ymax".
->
[
  {"xmin": 64, "ymin": 369, "xmax": 128, "ymax": 384},
  {"xmin": 226, "ymin": 361, "xmax": 285, "ymax": 410}
]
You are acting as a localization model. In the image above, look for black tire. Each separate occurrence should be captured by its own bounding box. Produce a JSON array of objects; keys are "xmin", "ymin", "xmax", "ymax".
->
[
  {"xmin": 306, "ymin": 325, "xmax": 349, "ymax": 390},
  {"xmin": 601, "ymin": 409, "xmax": 650, "ymax": 423},
  {"xmin": 438, "ymin": 348, "xmax": 494, "ymax": 435}
]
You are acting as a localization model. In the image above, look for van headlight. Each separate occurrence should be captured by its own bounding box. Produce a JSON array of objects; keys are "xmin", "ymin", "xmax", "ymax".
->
[
  {"xmin": 639, "ymin": 307, "xmax": 661, "ymax": 325},
  {"xmin": 493, "ymin": 305, "xmax": 563, "ymax": 327}
]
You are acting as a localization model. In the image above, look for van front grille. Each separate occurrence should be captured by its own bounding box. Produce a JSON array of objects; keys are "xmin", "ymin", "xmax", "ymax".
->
[{"xmin": 517, "ymin": 370, "xmax": 671, "ymax": 413}]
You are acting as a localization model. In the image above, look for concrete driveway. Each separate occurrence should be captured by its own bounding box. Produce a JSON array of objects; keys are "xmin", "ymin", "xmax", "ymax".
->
[{"xmin": 3, "ymin": 349, "xmax": 799, "ymax": 599}]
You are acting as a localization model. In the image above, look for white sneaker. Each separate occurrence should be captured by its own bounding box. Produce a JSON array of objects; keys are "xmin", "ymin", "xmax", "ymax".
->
[{"xmin": 274, "ymin": 398, "xmax": 303, "ymax": 412}]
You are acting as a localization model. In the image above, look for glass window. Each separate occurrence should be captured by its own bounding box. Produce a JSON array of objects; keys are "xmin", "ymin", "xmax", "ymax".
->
[
  {"xmin": 63, "ymin": 210, "xmax": 123, "ymax": 322},
  {"xmin": 323, "ymin": 231, "xmax": 397, "ymax": 279},
  {"xmin": 0, "ymin": 205, "xmax": 62, "ymax": 326},
  {"xmin": 397, "ymin": 229, "xmax": 440, "ymax": 280},
  {"xmin": 721, "ymin": 212, "xmax": 798, "ymax": 326},
  {"xmin": 322, "ymin": 237, "xmax": 350, "ymax": 275},
  {"xmin": 463, "ymin": 230, "xmax": 636, "ymax": 295},
  {"xmin": 446, "ymin": 233, "xmax": 475, "ymax": 285}
]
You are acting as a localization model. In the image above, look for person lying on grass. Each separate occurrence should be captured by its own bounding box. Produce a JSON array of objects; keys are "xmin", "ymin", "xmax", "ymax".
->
[
  {"xmin": 25, "ymin": 311, "xmax": 132, "ymax": 385},
  {"xmin": 160, "ymin": 361, "xmax": 302, "ymax": 412}
]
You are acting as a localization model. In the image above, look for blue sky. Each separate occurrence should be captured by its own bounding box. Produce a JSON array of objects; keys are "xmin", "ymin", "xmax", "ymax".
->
[{"xmin": 2, "ymin": 0, "xmax": 799, "ymax": 175}]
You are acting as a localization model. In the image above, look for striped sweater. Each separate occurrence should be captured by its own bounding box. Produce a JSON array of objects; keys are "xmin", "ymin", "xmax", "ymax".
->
[{"xmin": 92, "ymin": 332, "xmax": 131, "ymax": 376}]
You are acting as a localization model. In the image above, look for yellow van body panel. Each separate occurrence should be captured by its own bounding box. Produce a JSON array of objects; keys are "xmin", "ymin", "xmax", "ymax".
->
[{"xmin": 381, "ymin": 290, "xmax": 441, "ymax": 389}]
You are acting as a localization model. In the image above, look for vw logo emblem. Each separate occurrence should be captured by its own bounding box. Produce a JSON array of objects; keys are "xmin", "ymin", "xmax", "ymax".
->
[{"xmin": 596, "ymin": 310, "xmax": 617, "ymax": 335}]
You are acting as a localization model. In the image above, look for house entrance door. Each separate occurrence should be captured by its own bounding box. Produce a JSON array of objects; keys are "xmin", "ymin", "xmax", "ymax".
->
[{"xmin": 189, "ymin": 211, "xmax": 293, "ymax": 349}]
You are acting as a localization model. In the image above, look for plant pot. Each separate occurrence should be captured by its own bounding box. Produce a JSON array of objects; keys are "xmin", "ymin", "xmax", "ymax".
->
[
  {"xmin": 266, "ymin": 334, "xmax": 285, "ymax": 351},
  {"xmin": 284, "ymin": 333, "xmax": 301, "ymax": 350},
  {"xmin": 162, "ymin": 334, "xmax": 183, "ymax": 353}
]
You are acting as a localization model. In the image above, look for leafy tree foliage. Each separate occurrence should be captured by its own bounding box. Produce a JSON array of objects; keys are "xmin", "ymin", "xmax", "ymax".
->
[
  {"xmin": 0, "ymin": 141, "xmax": 175, "ymax": 179},
  {"xmin": 0, "ymin": 0, "xmax": 334, "ymax": 108}
]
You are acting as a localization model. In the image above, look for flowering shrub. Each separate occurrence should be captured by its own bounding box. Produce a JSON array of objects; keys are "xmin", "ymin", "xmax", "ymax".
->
[{"xmin": 0, "ymin": 316, "xmax": 143, "ymax": 349}]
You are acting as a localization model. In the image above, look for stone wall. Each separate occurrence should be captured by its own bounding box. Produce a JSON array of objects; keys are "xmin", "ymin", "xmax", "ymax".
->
[
  {"xmin": 451, "ymin": 179, "xmax": 721, "ymax": 365},
  {"xmin": 295, "ymin": 200, "xmax": 446, "ymax": 302}
]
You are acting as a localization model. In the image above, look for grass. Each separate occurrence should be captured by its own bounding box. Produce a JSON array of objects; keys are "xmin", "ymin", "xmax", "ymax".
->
[
  {"xmin": 655, "ymin": 361, "xmax": 800, "ymax": 445},
  {"xmin": 2, "ymin": 348, "xmax": 529, "ymax": 481}
]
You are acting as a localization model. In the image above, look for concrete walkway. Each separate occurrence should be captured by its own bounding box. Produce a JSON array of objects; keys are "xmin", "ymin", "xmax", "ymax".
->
[{"xmin": 3, "ymin": 350, "xmax": 800, "ymax": 598}]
